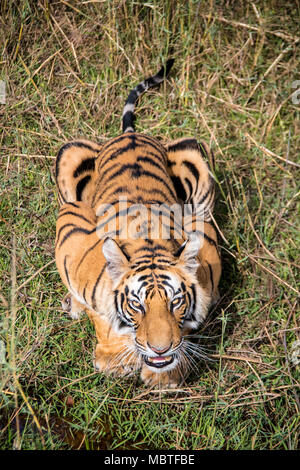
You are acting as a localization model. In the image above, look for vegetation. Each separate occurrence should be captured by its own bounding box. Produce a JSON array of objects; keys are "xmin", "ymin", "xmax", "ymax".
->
[{"xmin": 0, "ymin": 0, "xmax": 299, "ymax": 450}]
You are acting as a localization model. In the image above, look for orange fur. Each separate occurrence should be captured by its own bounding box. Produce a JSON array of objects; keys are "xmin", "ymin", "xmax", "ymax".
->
[
  {"xmin": 54, "ymin": 63, "xmax": 221, "ymax": 387},
  {"xmin": 55, "ymin": 134, "xmax": 221, "ymax": 387}
]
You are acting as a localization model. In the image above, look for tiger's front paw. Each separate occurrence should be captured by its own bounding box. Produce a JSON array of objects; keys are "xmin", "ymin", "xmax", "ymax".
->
[
  {"xmin": 61, "ymin": 293, "xmax": 85, "ymax": 319},
  {"xmin": 93, "ymin": 344, "xmax": 139, "ymax": 378},
  {"xmin": 140, "ymin": 366, "xmax": 181, "ymax": 389}
]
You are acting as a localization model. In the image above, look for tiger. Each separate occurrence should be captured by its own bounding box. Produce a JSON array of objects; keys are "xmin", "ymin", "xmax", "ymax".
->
[{"xmin": 55, "ymin": 59, "xmax": 221, "ymax": 388}]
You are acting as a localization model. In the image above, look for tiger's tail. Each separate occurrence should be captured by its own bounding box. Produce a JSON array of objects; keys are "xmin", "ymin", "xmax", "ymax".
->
[{"xmin": 122, "ymin": 58, "xmax": 175, "ymax": 133}]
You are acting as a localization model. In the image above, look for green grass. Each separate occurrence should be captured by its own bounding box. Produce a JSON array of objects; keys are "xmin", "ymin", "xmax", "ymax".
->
[{"xmin": 0, "ymin": 0, "xmax": 299, "ymax": 450}]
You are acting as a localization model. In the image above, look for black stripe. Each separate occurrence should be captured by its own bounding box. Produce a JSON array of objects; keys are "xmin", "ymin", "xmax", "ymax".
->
[
  {"xmin": 105, "ymin": 164, "xmax": 177, "ymax": 200},
  {"xmin": 56, "ymin": 223, "xmax": 76, "ymax": 244},
  {"xmin": 100, "ymin": 136, "xmax": 138, "ymax": 167},
  {"xmin": 115, "ymin": 292, "xmax": 132, "ymax": 327},
  {"xmin": 76, "ymin": 175, "xmax": 91, "ymax": 201},
  {"xmin": 174, "ymin": 240, "xmax": 187, "ymax": 258},
  {"xmin": 135, "ymin": 135, "xmax": 165, "ymax": 156},
  {"xmin": 197, "ymin": 181, "xmax": 214, "ymax": 206},
  {"xmin": 91, "ymin": 264, "xmax": 106, "ymax": 310},
  {"xmin": 136, "ymin": 83, "xmax": 146, "ymax": 94},
  {"xmin": 198, "ymin": 142, "xmax": 209, "ymax": 161},
  {"xmin": 57, "ymin": 185, "xmax": 66, "ymax": 205},
  {"xmin": 206, "ymin": 261, "xmax": 214, "ymax": 290},
  {"xmin": 120, "ymin": 292, "xmax": 126, "ymax": 313},
  {"xmin": 132, "ymin": 258, "xmax": 154, "ymax": 266},
  {"xmin": 143, "ymin": 148, "xmax": 167, "ymax": 163},
  {"xmin": 158, "ymin": 274, "xmax": 172, "ymax": 281},
  {"xmin": 134, "ymin": 246, "xmax": 155, "ymax": 254},
  {"xmin": 58, "ymin": 211, "xmax": 93, "ymax": 225},
  {"xmin": 141, "ymin": 170, "xmax": 177, "ymax": 200},
  {"xmin": 83, "ymin": 282, "xmax": 88, "ymax": 303},
  {"xmin": 183, "ymin": 160, "xmax": 200, "ymax": 181},
  {"xmin": 75, "ymin": 238, "xmax": 102, "ymax": 276},
  {"xmin": 92, "ymin": 181, "xmax": 119, "ymax": 205},
  {"xmin": 184, "ymin": 177, "xmax": 193, "ymax": 200},
  {"xmin": 138, "ymin": 274, "xmax": 151, "ymax": 282},
  {"xmin": 63, "ymin": 256, "xmax": 71, "ymax": 287},
  {"xmin": 196, "ymin": 186, "xmax": 214, "ymax": 211},
  {"xmin": 96, "ymin": 207, "xmax": 129, "ymax": 232},
  {"xmin": 167, "ymin": 139, "xmax": 199, "ymax": 153},
  {"xmin": 135, "ymin": 185, "xmax": 173, "ymax": 204},
  {"xmin": 99, "ymin": 162, "xmax": 120, "ymax": 182},
  {"xmin": 189, "ymin": 284, "xmax": 197, "ymax": 318},
  {"xmin": 186, "ymin": 290, "xmax": 192, "ymax": 307},
  {"xmin": 161, "ymin": 280, "xmax": 175, "ymax": 293},
  {"xmin": 102, "ymin": 133, "xmax": 136, "ymax": 150},
  {"xmin": 104, "ymin": 163, "xmax": 139, "ymax": 179},
  {"xmin": 122, "ymin": 111, "xmax": 135, "ymax": 132},
  {"xmin": 134, "ymin": 244, "xmax": 169, "ymax": 254},
  {"xmin": 125, "ymin": 89, "xmax": 139, "ymax": 105},
  {"xmin": 96, "ymin": 197, "xmax": 159, "ymax": 212},
  {"xmin": 133, "ymin": 254, "xmax": 169, "ymax": 261},
  {"xmin": 156, "ymin": 58, "xmax": 174, "ymax": 80},
  {"xmin": 73, "ymin": 158, "xmax": 95, "ymax": 178},
  {"xmin": 95, "ymin": 185, "xmax": 129, "ymax": 205},
  {"xmin": 133, "ymin": 263, "xmax": 170, "ymax": 272},
  {"xmin": 58, "ymin": 226, "xmax": 96, "ymax": 248},
  {"xmin": 145, "ymin": 286, "xmax": 155, "ymax": 299},
  {"xmin": 171, "ymin": 176, "xmax": 187, "ymax": 202},
  {"xmin": 137, "ymin": 155, "xmax": 168, "ymax": 175},
  {"xmin": 137, "ymin": 281, "xmax": 149, "ymax": 294},
  {"xmin": 66, "ymin": 202, "xmax": 80, "ymax": 209}
]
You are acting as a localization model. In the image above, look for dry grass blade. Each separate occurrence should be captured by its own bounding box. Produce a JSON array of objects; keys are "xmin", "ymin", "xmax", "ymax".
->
[
  {"xmin": 199, "ymin": 13, "xmax": 300, "ymax": 42},
  {"xmin": 245, "ymin": 133, "xmax": 300, "ymax": 168},
  {"xmin": 15, "ymin": 260, "xmax": 55, "ymax": 293},
  {"xmin": 5, "ymin": 153, "xmax": 55, "ymax": 159},
  {"xmin": 209, "ymin": 353, "xmax": 263, "ymax": 364},
  {"xmin": 248, "ymin": 254, "xmax": 300, "ymax": 296},
  {"xmin": 19, "ymin": 56, "xmax": 66, "ymax": 139},
  {"xmin": 245, "ymin": 40, "xmax": 300, "ymax": 105},
  {"xmin": 22, "ymin": 50, "xmax": 62, "ymax": 87}
]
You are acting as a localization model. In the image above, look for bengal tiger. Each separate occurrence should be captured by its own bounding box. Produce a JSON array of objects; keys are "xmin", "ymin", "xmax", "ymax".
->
[{"xmin": 55, "ymin": 59, "xmax": 221, "ymax": 388}]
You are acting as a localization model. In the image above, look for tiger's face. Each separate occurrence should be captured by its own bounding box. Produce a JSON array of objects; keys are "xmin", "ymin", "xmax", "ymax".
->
[{"xmin": 102, "ymin": 235, "xmax": 211, "ymax": 373}]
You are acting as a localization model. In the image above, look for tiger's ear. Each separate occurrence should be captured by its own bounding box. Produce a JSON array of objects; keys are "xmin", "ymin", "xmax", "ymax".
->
[
  {"xmin": 175, "ymin": 233, "xmax": 201, "ymax": 274},
  {"xmin": 102, "ymin": 238, "xmax": 130, "ymax": 285}
]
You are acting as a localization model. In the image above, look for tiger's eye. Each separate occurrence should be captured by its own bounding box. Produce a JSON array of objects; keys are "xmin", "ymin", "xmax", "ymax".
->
[
  {"xmin": 171, "ymin": 297, "xmax": 183, "ymax": 308},
  {"xmin": 129, "ymin": 299, "xmax": 142, "ymax": 309}
]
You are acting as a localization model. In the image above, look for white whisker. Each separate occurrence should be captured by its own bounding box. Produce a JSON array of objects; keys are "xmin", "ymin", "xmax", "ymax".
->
[
  {"xmin": 105, "ymin": 343, "xmax": 140, "ymax": 373},
  {"xmin": 175, "ymin": 338, "xmax": 214, "ymax": 375}
]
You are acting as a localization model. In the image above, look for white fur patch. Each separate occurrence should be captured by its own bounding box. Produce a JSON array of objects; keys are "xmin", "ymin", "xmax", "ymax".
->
[{"xmin": 122, "ymin": 102, "xmax": 135, "ymax": 117}]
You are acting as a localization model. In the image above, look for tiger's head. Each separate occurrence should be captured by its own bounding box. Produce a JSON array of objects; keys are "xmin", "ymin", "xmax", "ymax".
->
[{"xmin": 102, "ymin": 235, "xmax": 211, "ymax": 373}]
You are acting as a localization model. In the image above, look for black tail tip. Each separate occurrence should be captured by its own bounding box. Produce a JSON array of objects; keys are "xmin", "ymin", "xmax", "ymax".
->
[{"xmin": 165, "ymin": 58, "xmax": 175, "ymax": 75}]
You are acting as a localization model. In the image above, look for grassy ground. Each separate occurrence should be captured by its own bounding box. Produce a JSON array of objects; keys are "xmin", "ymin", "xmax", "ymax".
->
[{"xmin": 0, "ymin": 0, "xmax": 299, "ymax": 450}]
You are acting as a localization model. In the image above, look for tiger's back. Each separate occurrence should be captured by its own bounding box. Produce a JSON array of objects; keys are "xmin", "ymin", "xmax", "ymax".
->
[{"xmin": 55, "ymin": 60, "xmax": 221, "ymax": 387}]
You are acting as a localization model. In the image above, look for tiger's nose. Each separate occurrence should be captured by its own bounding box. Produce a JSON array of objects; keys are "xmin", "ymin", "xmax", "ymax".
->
[{"xmin": 147, "ymin": 342, "xmax": 172, "ymax": 355}]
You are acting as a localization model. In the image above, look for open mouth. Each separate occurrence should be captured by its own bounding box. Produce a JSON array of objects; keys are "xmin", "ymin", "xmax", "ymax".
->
[{"xmin": 143, "ymin": 354, "xmax": 174, "ymax": 369}]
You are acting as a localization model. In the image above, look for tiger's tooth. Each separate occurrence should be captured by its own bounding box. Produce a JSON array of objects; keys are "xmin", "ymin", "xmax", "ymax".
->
[{"xmin": 149, "ymin": 355, "xmax": 172, "ymax": 363}]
